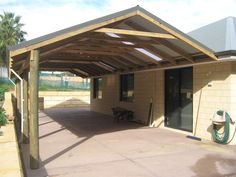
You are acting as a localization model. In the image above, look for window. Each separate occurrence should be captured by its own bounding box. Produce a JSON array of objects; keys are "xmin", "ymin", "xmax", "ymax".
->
[
  {"xmin": 93, "ymin": 77, "xmax": 102, "ymax": 99},
  {"xmin": 120, "ymin": 74, "xmax": 134, "ymax": 102}
]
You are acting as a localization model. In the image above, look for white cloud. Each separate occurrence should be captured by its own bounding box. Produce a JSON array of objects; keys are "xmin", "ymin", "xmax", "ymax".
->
[{"xmin": 0, "ymin": 0, "xmax": 236, "ymax": 40}]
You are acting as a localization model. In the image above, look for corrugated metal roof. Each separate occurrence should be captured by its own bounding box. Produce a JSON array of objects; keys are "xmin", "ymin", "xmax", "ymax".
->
[
  {"xmin": 9, "ymin": 5, "xmax": 213, "ymax": 53},
  {"xmin": 9, "ymin": 5, "xmax": 219, "ymax": 77},
  {"xmin": 188, "ymin": 16, "xmax": 236, "ymax": 53},
  {"xmin": 8, "ymin": 6, "xmax": 139, "ymax": 51}
]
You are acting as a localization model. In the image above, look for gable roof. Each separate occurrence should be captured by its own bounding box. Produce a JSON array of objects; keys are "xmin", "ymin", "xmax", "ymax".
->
[
  {"xmin": 8, "ymin": 6, "xmax": 214, "ymax": 56},
  {"xmin": 9, "ymin": 6, "xmax": 218, "ymax": 78},
  {"xmin": 188, "ymin": 16, "xmax": 236, "ymax": 55}
]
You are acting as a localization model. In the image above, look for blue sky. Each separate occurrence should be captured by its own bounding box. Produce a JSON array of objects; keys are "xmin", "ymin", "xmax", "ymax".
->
[{"xmin": 0, "ymin": 0, "xmax": 236, "ymax": 40}]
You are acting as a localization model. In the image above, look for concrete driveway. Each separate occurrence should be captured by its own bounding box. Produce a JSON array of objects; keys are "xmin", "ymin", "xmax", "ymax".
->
[{"xmin": 22, "ymin": 108, "xmax": 236, "ymax": 177}]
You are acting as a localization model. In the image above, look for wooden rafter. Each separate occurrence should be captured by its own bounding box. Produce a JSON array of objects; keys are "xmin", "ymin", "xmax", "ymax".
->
[
  {"xmin": 121, "ymin": 54, "xmax": 148, "ymax": 66},
  {"xmin": 42, "ymin": 60, "xmax": 92, "ymax": 64},
  {"xmin": 124, "ymin": 40, "xmax": 176, "ymax": 65},
  {"xmin": 104, "ymin": 57, "xmax": 130, "ymax": 70},
  {"xmin": 124, "ymin": 21, "xmax": 194, "ymax": 63},
  {"xmin": 95, "ymin": 28, "xmax": 176, "ymax": 39},
  {"xmin": 69, "ymin": 45, "xmax": 129, "ymax": 53},
  {"xmin": 61, "ymin": 49, "xmax": 121, "ymax": 56},
  {"xmin": 139, "ymin": 45, "xmax": 176, "ymax": 65},
  {"xmin": 137, "ymin": 10, "xmax": 217, "ymax": 60},
  {"xmin": 72, "ymin": 68, "xmax": 89, "ymax": 77},
  {"xmin": 93, "ymin": 62, "xmax": 114, "ymax": 72},
  {"xmin": 10, "ymin": 11, "xmax": 138, "ymax": 57},
  {"xmin": 85, "ymin": 36, "xmax": 159, "ymax": 46},
  {"xmin": 70, "ymin": 70, "xmax": 87, "ymax": 78},
  {"xmin": 40, "ymin": 43, "xmax": 76, "ymax": 57}
]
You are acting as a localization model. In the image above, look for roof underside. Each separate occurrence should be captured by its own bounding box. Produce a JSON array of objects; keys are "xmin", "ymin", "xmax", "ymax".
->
[{"xmin": 9, "ymin": 6, "xmax": 218, "ymax": 78}]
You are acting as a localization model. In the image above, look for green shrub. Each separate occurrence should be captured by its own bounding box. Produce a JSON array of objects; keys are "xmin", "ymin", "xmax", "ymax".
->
[
  {"xmin": 0, "ymin": 108, "xmax": 7, "ymax": 126},
  {"xmin": 0, "ymin": 83, "xmax": 14, "ymax": 101}
]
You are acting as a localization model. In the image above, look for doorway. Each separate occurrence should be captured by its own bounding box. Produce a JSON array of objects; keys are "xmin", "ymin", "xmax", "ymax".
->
[{"xmin": 165, "ymin": 67, "xmax": 193, "ymax": 132}]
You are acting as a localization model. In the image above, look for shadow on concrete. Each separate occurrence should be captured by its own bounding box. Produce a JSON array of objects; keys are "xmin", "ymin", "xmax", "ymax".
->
[
  {"xmin": 44, "ymin": 108, "xmax": 143, "ymax": 137},
  {"xmin": 41, "ymin": 108, "xmax": 143, "ymax": 164},
  {"xmin": 191, "ymin": 154, "xmax": 236, "ymax": 177},
  {"xmin": 22, "ymin": 106, "xmax": 143, "ymax": 177},
  {"xmin": 43, "ymin": 136, "xmax": 90, "ymax": 165}
]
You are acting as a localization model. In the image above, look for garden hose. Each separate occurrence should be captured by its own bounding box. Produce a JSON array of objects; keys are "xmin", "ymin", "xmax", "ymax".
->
[
  {"xmin": 212, "ymin": 110, "xmax": 230, "ymax": 144},
  {"xmin": 227, "ymin": 125, "xmax": 236, "ymax": 144}
]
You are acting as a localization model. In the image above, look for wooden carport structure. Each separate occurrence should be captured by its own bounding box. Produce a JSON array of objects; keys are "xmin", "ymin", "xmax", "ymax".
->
[{"xmin": 8, "ymin": 6, "xmax": 218, "ymax": 169}]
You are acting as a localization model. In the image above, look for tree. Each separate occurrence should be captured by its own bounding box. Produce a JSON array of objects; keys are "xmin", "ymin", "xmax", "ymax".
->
[{"xmin": 0, "ymin": 12, "xmax": 27, "ymax": 66}]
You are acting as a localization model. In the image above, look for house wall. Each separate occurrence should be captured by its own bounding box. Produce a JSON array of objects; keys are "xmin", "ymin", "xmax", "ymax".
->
[
  {"xmin": 90, "ymin": 61, "xmax": 236, "ymax": 144},
  {"xmin": 90, "ymin": 70, "xmax": 164, "ymax": 125},
  {"xmin": 193, "ymin": 62, "xmax": 231, "ymax": 139}
]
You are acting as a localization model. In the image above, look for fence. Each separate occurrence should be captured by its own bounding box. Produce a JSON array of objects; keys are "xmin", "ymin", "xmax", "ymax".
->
[{"xmin": 39, "ymin": 76, "xmax": 90, "ymax": 91}]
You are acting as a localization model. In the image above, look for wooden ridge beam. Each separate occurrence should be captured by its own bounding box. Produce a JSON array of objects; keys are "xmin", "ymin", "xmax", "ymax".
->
[{"xmin": 95, "ymin": 28, "xmax": 176, "ymax": 39}]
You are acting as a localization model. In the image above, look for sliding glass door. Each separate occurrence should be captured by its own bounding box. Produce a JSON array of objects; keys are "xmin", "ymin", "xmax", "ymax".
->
[{"xmin": 165, "ymin": 67, "xmax": 193, "ymax": 132}]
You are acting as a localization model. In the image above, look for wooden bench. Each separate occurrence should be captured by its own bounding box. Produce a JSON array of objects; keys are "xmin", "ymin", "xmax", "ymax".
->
[{"xmin": 112, "ymin": 107, "xmax": 134, "ymax": 123}]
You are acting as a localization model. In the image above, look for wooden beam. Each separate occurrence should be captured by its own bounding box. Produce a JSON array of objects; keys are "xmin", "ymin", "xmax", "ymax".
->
[
  {"xmin": 40, "ymin": 43, "xmax": 76, "ymax": 57},
  {"xmin": 137, "ymin": 11, "xmax": 218, "ymax": 60},
  {"xmin": 121, "ymin": 54, "xmax": 149, "ymax": 66},
  {"xmin": 114, "ymin": 56, "xmax": 139, "ymax": 67},
  {"xmin": 85, "ymin": 36, "xmax": 159, "ymax": 46},
  {"xmin": 43, "ymin": 60, "xmax": 92, "ymax": 64},
  {"xmin": 70, "ymin": 69, "xmax": 87, "ymax": 78},
  {"xmin": 93, "ymin": 62, "xmax": 114, "ymax": 72},
  {"xmin": 95, "ymin": 28, "xmax": 176, "ymax": 39},
  {"xmin": 131, "ymin": 48, "xmax": 161, "ymax": 64},
  {"xmin": 124, "ymin": 21, "xmax": 194, "ymax": 63},
  {"xmin": 103, "ymin": 57, "xmax": 130, "ymax": 70},
  {"xmin": 70, "ymin": 45, "xmax": 129, "ymax": 53},
  {"xmin": 16, "ymin": 79, "xmax": 21, "ymax": 132},
  {"xmin": 29, "ymin": 50, "xmax": 39, "ymax": 169},
  {"xmin": 140, "ymin": 45, "xmax": 176, "ymax": 65},
  {"xmin": 73, "ymin": 68, "xmax": 90, "ymax": 76},
  {"xmin": 10, "ymin": 11, "xmax": 138, "ymax": 57},
  {"xmin": 23, "ymin": 71, "xmax": 29, "ymax": 144}
]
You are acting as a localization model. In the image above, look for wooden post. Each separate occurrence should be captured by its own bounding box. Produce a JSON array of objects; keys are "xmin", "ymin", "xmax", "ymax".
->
[
  {"xmin": 16, "ymin": 79, "xmax": 21, "ymax": 136},
  {"xmin": 23, "ymin": 71, "xmax": 29, "ymax": 144},
  {"xmin": 29, "ymin": 50, "xmax": 39, "ymax": 169}
]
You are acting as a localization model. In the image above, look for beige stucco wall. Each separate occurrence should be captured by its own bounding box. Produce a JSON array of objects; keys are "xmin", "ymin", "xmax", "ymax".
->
[
  {"xmin": 91, "ymin": 70, "xmax": 164, "ymax": 124},
  {"xmin": 193, "ymin": 62, "xmax": 231, "ymax": 139},
  {"xmin": 91, "ymin": 61, "xmax": 236, "ymax": 144}
]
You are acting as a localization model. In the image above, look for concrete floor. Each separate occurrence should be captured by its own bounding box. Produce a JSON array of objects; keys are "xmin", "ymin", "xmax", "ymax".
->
[{"xmin": 22, "ymin": 108, "xmax": 236, "ymax": 177}]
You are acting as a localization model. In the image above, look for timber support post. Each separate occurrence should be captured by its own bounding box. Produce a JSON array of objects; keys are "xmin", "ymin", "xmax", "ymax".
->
[
  {"xmin": 16, "ymin": 79, "xmax": 21, "ymax": 137},
  {"xmin": 23, "ymin": 71, "xmax": 29, "ymax": 144},
  {"xmin": 29, "ymin": 50, "xmax": 39, "ymax": 169}
]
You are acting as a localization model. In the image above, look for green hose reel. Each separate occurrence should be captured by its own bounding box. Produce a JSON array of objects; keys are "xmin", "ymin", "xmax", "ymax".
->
[{"xmin": 212, "ymin": 110, "xmax": 230, "ymax": 144}]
